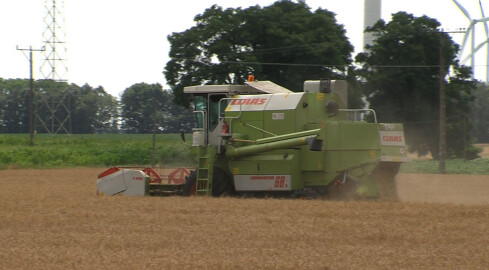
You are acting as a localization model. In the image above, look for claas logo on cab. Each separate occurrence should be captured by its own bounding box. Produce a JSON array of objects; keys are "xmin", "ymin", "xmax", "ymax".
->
[
  {"xmin": 230, "ymin": 97, "xmax": 267, "ymax": 106},
  {"xmin": 382, "ymin": 135, "xmax": 403, "ymax": 142}
]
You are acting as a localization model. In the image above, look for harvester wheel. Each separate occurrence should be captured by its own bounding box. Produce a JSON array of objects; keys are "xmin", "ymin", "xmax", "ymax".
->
[
  {"xmin": 211, "ymin": 167, "xmax": 234, "ymax": 197},
  {"xmin": 183, "ymin": 170, "xmax": 196, "ymax": 196},
  {"xmin": 372, "ymin": 162, "xmax": 400, "ymax": 201},
  {"xmin": 291, "ymin": 188, "xmax": 319, "ymax": 199},
  {"xmin": 328, "ymin": 176, "xmax": 358, "ymax": 200}
]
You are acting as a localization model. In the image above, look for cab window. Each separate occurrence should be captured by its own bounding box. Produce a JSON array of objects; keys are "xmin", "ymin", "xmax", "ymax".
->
[
  {"xmin": 208, "ymin": 94, "xmax": 226, "ymax": 131},
  {"xmin": 193, "ymin": 95, "xmax": 206, "ymax": 129}
]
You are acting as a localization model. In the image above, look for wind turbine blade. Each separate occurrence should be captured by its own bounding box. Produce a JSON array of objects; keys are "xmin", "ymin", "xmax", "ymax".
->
[
  {"xmin": 458, "ymin": 23, "xmax": 474, "ymax": 58},
  {"xmin": 474, "ymin": 40, "xmax": 488, "ymax": 56},
  {"xmin": 460, "ymin": 54, "xmax": 471, "ymax": 65},
  {"xmin": 480, "ymin": 0, "xmax": 487, "ymax": 18},
  {"xmin": 475, "ymin": 17, "xmax": 489, "ymax": 24},
  {"xmin": 481, "ymin": 0, "xmax": 489, "ymax": 83},
  {"xmin": 453, "ymin": 0, "xmax": 472, "ymax": 20},
  {"xmin": 480, "ymin": 0, "xmax": 489, "ymax": 36},
  {"xmin": 461, "ymin": 40, "xmax": 488, "ymax": 64}
]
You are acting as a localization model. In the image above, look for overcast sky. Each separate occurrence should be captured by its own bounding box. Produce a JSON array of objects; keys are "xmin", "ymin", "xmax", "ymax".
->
[{"xmin": 1, "ymin": 0, "xmax": 488, "ymax": 97}]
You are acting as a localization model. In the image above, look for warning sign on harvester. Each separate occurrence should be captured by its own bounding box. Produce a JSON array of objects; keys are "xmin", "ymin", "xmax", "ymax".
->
[{"xmin": 272, "ymin": 113, "xmax": 284, "ymax": 120}]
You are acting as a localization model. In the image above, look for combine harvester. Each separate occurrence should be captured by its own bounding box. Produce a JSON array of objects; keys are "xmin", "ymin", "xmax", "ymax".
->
[{"xmin": 97, "ymin": 79, "xmax": 408, "ymax": 199}]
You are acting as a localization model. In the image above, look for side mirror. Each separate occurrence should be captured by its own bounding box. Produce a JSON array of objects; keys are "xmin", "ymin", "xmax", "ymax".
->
[{"xmin": 180, "ymin": 129, "xmax": 185, "ymax": 142}]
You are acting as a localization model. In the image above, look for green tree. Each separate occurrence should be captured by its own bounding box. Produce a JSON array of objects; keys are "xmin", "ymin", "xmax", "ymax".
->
[
  {"xmin": 355, "ymin": 12, "xmax": 477, "ymax": 159},
  {"xmin": 165, "ymin": 0, "xmax": 353, "ymax": 106},
  {"xmin": 0, "ymin": 78, "xmax": 30, "ymax": 133},
  {"xmin": 35, "ymin": 80, "xmax": 120, "ymax": 134},
  {"xmin": 158, "ymin": 93, "xmax": 195, "ymax": 133},
  {"xmin": 470, "ymin": 83, "xmax": 489, "ymax": 143},
  {"xmin": 0, "ymin": 78, "xmax": 119, "ymax": 134},
  {"xmin": 120, "ymin": 83, "xmax": 194, "ymax": 133},
  {"xmin": 121, "ymin": 83, "xmax": 163, "ymax": 133},
  {"xmin": 35, "ymin": 79, "xmax": 74, "ymax": 134},
  {"xmin": 70, "ymin": 84, "xmax": 119, "ymax": 133},
  {"xmin": 445, "ymin": 66, "xmax": 478, "ymax": 158}
]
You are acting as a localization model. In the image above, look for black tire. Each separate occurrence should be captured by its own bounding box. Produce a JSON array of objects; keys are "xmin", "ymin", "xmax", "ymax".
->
[
  {"xmin": 183, "ymin": 170, "xmax": 196, "ymax": 196},
  {"xmin": 291, "ymin": 187, "xmax": 319, "ymax": 199},
  {"xmin": 372, "ymin": 162, "xmax": 400, "ymax": 201},
  {"xmin": 211, "ymin": 167, "xmax": 234, "ymax": 197},
  {"xmin": 327, "ymin": 176, "xmax": 358, "ymax": 200}
]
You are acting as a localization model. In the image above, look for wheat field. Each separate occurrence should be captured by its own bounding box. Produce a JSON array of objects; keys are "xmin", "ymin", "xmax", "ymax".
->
[{"xmin": 1, "ymin": 168, "xmax": 489, "ymax": 269}]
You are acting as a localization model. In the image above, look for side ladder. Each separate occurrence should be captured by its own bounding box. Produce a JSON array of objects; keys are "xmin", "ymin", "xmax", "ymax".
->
[{"xmin": 196, "ymin": 146, "xmax": 216, "ymax": 196}]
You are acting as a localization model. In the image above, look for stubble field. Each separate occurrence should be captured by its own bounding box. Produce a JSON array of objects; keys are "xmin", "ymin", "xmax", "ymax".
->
[{"xmin": 1, "ymin": 168, "xmax": 489, "ymax": 269}]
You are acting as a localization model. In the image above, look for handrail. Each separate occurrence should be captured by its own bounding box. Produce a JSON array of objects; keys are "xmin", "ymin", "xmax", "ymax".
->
[
  {"xmin": 338, "ymin": 109, "xmax": 377, "ymax": 123},
  {"xmin": 217, "ymin": 97, "xmax": 246, "ymax": 134}
]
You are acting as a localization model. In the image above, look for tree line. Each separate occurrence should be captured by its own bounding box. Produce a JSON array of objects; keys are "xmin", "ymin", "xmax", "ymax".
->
[
  {"xmin": 2, "ymin": 0, "xmax": 489, "ymax": 159},
  {"xmin": 0, "ymin": 78, "xmax": 194, "ymax": 134},
  {"xmin": 164, "ymin": 0, "xmax": 489, "ymax": 159}
]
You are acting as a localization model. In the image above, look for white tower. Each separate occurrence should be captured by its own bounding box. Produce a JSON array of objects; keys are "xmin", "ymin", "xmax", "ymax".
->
[{"xmin": 363, "ymin": 0, "xmax": 382, "ymax": 51}]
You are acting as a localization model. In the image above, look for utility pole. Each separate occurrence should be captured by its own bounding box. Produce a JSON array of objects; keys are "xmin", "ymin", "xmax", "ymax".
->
[
  {"xmin": 16, "ymin": 46, "xmax": 45, "ymax": 147},
  {"xmin": 439, "ymin": 34, "xmax": 447, "ymax": 174},
  {"xmin": 152, "ymin": 97, "xmax": 157, "ymax": 167}
]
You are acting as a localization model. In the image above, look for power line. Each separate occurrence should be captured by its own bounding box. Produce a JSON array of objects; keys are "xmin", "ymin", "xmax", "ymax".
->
[{"xmin": 170, "ymin": 57, "xmax": 489, "ymax": 68}]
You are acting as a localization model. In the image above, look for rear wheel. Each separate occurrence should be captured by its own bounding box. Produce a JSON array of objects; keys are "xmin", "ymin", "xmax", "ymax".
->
[
  {"xmin": 327, "ymin": 175, "xmax": 358, "ymax": 200},
  {"xmin": 183, "ymin": 170, "xmax": 196, "ymax": 196},
  {"xmin": 211, "ymin": 167, "xmax": 234, "ymax": 197},
  {"xmin": 372, "ymin": 162, "xmax": 400, "ymax": 201},
  {"xmin": 291, "ymin": 188, "xmax": 319, "ymax": 199}
]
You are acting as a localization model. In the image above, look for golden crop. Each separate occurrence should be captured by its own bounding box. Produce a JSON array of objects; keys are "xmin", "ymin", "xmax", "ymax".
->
[{"xmin": 1, "ymin": 168, "xmax": 489, "ymax": 269}]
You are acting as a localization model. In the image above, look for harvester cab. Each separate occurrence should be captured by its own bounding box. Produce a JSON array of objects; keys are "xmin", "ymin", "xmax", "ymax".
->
[
  {"xmin": 183, "ymin": 79, "xmax": 409, "ymax": 199},
  {"xmin": 184, "ymin": 80, "xmax": 293, "ymax": 150}
]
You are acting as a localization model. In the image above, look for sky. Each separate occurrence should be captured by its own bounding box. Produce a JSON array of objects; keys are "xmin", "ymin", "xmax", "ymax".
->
[{"xmin": 1, "ymin": 0, "xmax": 488, "ymax": 98}]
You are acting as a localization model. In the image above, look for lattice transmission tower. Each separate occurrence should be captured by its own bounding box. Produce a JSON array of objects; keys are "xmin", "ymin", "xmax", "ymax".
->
[{"xmin": 38, "ymin": 0, "xmax": 72, "ymax": 134}]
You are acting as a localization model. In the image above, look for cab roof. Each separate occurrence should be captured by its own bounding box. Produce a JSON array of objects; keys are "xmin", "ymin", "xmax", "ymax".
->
[{"xmin": 183, "ymin": 81, "xmax": 293, "ymax": 95}]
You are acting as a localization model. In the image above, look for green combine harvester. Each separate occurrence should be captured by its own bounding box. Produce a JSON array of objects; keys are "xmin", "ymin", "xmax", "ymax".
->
[
  {"xmin": 182, "ymin": 79, "xmax": 408, "ymax": 199},
  {"xmin": 97, "ymin": 79, "xmax": 408, "ymax": 199}
]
